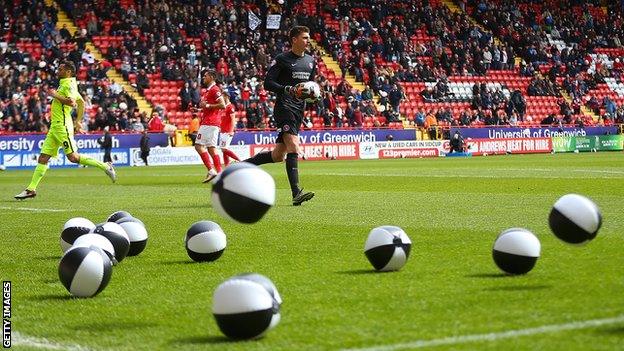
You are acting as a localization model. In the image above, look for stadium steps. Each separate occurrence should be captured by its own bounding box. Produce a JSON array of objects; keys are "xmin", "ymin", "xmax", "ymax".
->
[
  {"xmin": 560, "ymin": 90, "xmax": 600, "ymax": 123},
  {"xmin": 310, "ymin": 39, "xmax": 366, "ymax": 92},
  {"xmin": 45, "ymin": 0, "xmax": 153, "ymax": 116},
  {"xmin": 443, "ymin": 0, "xmax": 502, "ymax": 48},
  {"xmin": 310, "ymin": 39, "xmax": 410, "ymax": 128},
  {"xmin": 444, "ymin": 0, "xmax": 521, "ymax": 66}
]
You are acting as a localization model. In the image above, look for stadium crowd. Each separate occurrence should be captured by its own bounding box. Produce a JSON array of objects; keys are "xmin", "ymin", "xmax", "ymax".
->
[
  {"xmin": 468, "ymin": 0, "xmax": 624, "ymax": 122},
  {"xmin": 300, "ymin": 0, "xmax": 624, "ymax": 126},
  {"xmin": 0, "ymin": 1, "xmax": 145, "ymax": 133},
  {"xmin": 1, "ymin": 0, "xmax": 624, "ymax": 135}
]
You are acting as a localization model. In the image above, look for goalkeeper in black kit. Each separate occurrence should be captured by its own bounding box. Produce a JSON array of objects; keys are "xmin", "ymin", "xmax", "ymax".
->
[{"xmin": 244, "ymin": 25, "xmax": 317, "ymax": 206}]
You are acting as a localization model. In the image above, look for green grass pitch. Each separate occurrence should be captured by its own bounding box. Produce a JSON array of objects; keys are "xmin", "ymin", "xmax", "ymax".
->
[{"xmin": 1, "ymin": 153, "xmax": 623, "ymax": 350}]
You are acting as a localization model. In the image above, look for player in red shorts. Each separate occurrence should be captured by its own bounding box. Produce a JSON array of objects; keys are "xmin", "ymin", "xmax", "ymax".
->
[
  {"xmin": 219, "ymin": 93, "xmax": 240, "ymax": 166},
  {"xmin": 195, "ymin": 69, "xmax": 225, "ymax": 183}
]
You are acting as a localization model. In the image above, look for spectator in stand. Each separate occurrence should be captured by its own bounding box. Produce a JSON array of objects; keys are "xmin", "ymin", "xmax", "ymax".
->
[
  {"xmin": 388, "ymin": 83, "xmax": 403, "ymax": 113},
  {"xmin": 128, "ymin": 115, "xmax": 145, "ymax": 132},
  {"xmin": 190, "ymin": 82, "xmax": 201, "ymax": 108},
  {"xmin": 361, "ymin": 85, "xmax": 373, "ymax": 101},
  {"xmin": 352, "ymin": 104, "xmax": 363, "ymax": 127},
  {"xmin": 148, "ymin": 111, "xmax": 164, "ymax": 132},
  {"xmin": 246, "ymin": 102, "xmax": 261, "ymax": 129},
  {"xmin": 361, "ymin": 100, "xmax": 377, "ymax": 120},
  {"xmin": 508, "ymin": 112, "xmax": 518, "ymax": 126},
  {"xmin": 188, "ymin": 114, "xmax": 200, "ymax": 144},
  {"xmin": 235, "ymin": 117, "xmax": 245, "ymax": 130},
  {"xmin": 425, "ymin": 110, "xmax": 438, "ymax": 140},
  {"xmin": 458, "ymin": 110, "xmax": 470, "ymax": 126},
  {"xmin": 180, "ymin": 81, "xmax": 192, "ymax": 111},
  {"xmin": 257, "ymin": 85, "xmax": 269, "ymax": 108},
  {"xmin": 331, "ymin": 105, "xmax": 342, "ymax": 128},
  {"xmin": 135, "ymin": 69, "xmax": 149, "ymax": 95},
  {"xmin": 414, "ymin": 109, "xmax": 426, "ymax": 127},
  {"xmin": 604, "ymin": 96, "xmax": 617, "ymax": 116},
  {"xmin": 240, "ymin": 82, "xmax": 251, "ymax": 110},
  {"xmin": 421, "ymin": 87, "xmax": 436, "ymax": 102}
]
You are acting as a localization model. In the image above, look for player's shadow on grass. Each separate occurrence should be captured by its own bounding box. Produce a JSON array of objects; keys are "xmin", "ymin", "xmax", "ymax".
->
[
  {"xmin": 173, "ymin": 335, "xmax": 242, "ymax": 345},
  {"xmin": 336, "ymin": 269, "xmax": 380, "ymax": 275},
  {"xmin": 484, "ymin": 285, "xmax": 551, "ymax": 291},
  {"xmin": 465, "ymin": 273, "xmax": 509, "ymax": 278}
]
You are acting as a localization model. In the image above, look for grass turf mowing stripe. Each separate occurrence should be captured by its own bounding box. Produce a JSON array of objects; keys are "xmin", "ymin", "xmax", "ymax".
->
[
  {"xmin": 13, "ymin": 331, "xmax": 95, "ymax": 350},
  {"xmin": 0, "ymin": 206, "xmax": 69, "ymax": 213},
  {"xmin": 342, "ymin": 314, "xmax": 624, "ymax": 351}
]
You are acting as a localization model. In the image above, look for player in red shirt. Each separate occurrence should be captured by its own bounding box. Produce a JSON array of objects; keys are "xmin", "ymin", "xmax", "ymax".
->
[
  {"xmin": 195, "ymin": 69, "xmax": 225, "ymax": 183},
  {"xmin": 219, "ymin": 93, "xmax": 240, "ymax": 166}
]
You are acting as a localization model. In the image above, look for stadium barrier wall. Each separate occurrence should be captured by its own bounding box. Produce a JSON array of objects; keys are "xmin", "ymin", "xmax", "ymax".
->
[
  {"xmin": 2, "ymin": 133, "xmax": 622, "ymax": 169},
  {"xmin": 359, "ymin": 140, "xmax": 450, "ymax": 159},
  {"xmin": 231, "ymin": 129, "xmax": 417, "ymax": 145},
  {"xmin": 465, "ymin": 138, "xmax": 552, "ymax": 156},
  {"xmin": 450, "ymin": 126, "xmax": 619, "ymax": 139},
  {"xmin": 0, "ymin": 133, "xmax": 168, "ymax": 169},
  {"xmin": 128, "ymin": 145, "xmax": 251, "ymax": 167},
  {"xmin": 552, "ymin": 135, "xmax": 624, "ymax": 153}
]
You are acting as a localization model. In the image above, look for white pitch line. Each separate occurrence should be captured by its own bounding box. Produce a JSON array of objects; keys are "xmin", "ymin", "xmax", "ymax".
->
[
  {"xmin": 12, "ymin": 332, "xmax": 94, "ymax": 350},
  {"xmin": 0, "ymin": 206, "xmax": 68, "ymax": 213},
  {"xmin": 316, "ymin": 172, "xmax": 622, "ymax": 179},
  {"xmin": 342, "ymin": 314, "xmax": 624, "ymax": 351}
]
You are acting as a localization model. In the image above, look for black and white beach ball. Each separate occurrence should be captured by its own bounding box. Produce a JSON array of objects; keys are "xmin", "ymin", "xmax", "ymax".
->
[
  {"xmin": 185, "ymin": 221, "xmax": 226, "ymax": 262},
  {"xmin": 212, "ymin": 163, "xmax": 275, "ymax": 224},
  {"xmin": 107, "ymin": 210, "xmax": 132, "ymax": 223},
  {"xmin": 492, "ymin": 228, "xmax": 541, "ymax": 275},
  {"xmin": 72, "ymin": 233, "xmax": 116, "ymax": 263},
  {"xmin": 58, "ymin": 246, "xmax": 113, "ymax": 298},
  {"xmin": 60, "ymin": 217, "xmax": 95, "ymax": 253},
  {"xmin": 118, "ymin": 220, "xmax": 148, "ymax": 256},
  {"xmin": 364, "ymin": 226, "xmax": 412, "ymax": 272},
  {"xmin": 92, "ymin": 222, "xmax": 130, "ymax": 263},
  {"xmin": 212, "ymin": 273, "xmax": 282, "ymax": 339},
  {"xmin": 549, "ymin": 194, "xmax": 602, "ymax": 245}
]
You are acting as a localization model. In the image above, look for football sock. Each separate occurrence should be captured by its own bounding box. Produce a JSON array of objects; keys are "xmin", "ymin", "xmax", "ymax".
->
[
  {"xmin": 244, "ymin": 151, "xmax": 274, "ymax": 165},
  {"xmin": 222, "ymin": 149, "xmax": 240, "ymax": 162},
  {"xmin": 223, "ymin": 154, "xmax": 230, "ymax": 166},
  {"xmin": 199, "ymin": 151, "xmax": 213, "ymax": 170},
  {"xmin": 286, "ymin": 153, "xmax": 300, "ymax": 197},
  {"xmin": 211, "ymin": 154, "xmax": 222, "ymax": 172},
  {"xmin": 27, "ymin": 163, "xmax": 49, "ymax": 191},
  {"xmin": 79, "ymin": 155, "xmax": 107, "ymax": 171}
]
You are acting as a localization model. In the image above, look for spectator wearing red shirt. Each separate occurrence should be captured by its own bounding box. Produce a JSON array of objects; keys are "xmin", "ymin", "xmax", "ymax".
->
[
  {"xmin": 216, "ymin": 58, "xmax": 229, "ymax": 77},
  {"xmin": 148, "ymin": 112, "xmax": 164, "ymax": 131},
  {"xmin": 219, "ymin": 94, "xmax": 240, "ymax": 166},
  {"xmin": 195, "ymin": 70, "xmax": 225, "ymax": 183},
  {"xmin": 241, "ymin": 83, "xmax": 251, "ymax": 110},
  {"xmin": 258, "ymin": 87, "xmax": 268, "ymax": 104},
  {"xmin": 352, "ymin": 105, "xmax": 363, "ymax": 127}
]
